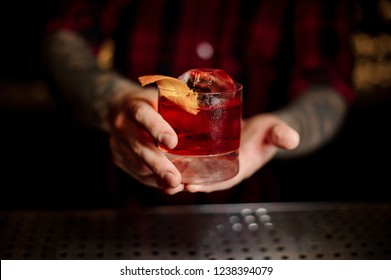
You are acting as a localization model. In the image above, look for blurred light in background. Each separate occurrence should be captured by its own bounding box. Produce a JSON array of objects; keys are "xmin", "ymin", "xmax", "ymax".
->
[
  {"xmin": 351, "ymin": 0, "xmax": 391, "ymax": 100},
  {"xmin": 352, "ymin": 33, "xmax": 391, "ymax": 91},
  {"xmin": 379, "ymin": 0, "xmax": 391, "ymax": 21},
  {"xmin": 97, "ymin": 38, "xmax": 115, "ymax": 70}
]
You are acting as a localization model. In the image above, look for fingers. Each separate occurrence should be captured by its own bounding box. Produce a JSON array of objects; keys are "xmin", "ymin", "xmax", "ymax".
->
[
  {"xmin": 186, "ymin": 117, "xmax": 300, "ymax": 193},
  {"xmin": 112, "ymin": 92, "xmax": 300, "ymax": 195},
  {"xmin": 267, "ymin": 123, "xmax": 300, "ymax": 150},
  {"xmin": 127, "ymin": 97, "xmax": 178, "ymax": 149},
  {"xmin": 157, "ymin": 176, "xmax": 185, "ymax": 195},
  {"xmin": 112, "ymin": 129, "xmax": 182, "ymax": 188},
  {"xmin": 127, "ymin": 100, "xmax": 182, "ymax": 189},
  {"xmin": 110, "ymin": 92, "xmax": 183, "ymax": 191}
]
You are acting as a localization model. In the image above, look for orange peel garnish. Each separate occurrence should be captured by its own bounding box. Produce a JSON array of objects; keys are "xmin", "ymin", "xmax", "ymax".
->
[{"xmin": 138, "ymin": 75, "xmax": 199, "ymax": 115}]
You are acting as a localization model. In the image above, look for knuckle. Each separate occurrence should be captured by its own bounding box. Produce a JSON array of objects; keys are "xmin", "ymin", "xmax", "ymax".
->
[
  {"xmin": 128, "ymin": 139, "xmax": 142, "ymax": 157},
  {"xmin": 129, "ymin": 101, "xmax": 147, "ymax": 123},
  {"xmin": 128, "ymin": 100, "xmax": 167, "ymax": 137},
  {"xmin": 148, "ymin": 159, "xmax": 162, "ymax": 175},
  {"xmin": 113, "ymin": 114, "xmax": 124, "ymax": 129}
]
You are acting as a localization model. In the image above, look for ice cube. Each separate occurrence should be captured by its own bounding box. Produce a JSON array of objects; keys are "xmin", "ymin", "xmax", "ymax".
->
[
  {"xmin": 178, "ymin": 68, "xmax": 235, "ymax": 93},
  {"xmin": 198, "ymin": 93, "xmax": 224, "ymax": 107}
]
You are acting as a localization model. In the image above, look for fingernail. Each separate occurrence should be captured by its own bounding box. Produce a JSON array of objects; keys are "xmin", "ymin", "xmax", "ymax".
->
[
  {"xmin": 160, "ymin": 134, "xmax": 176, "ymax": 149},
  {"xmin": 164, "ymin": 172, "xmax": 180, "ymax": 188}
]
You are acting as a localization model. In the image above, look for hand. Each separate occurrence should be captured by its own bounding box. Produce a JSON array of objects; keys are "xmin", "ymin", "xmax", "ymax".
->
[
  {"xmin": 184, "ymin": 114, "xmax": 300, "ymax": 192},
  {"xmin": 108, "ymin": 87, "xmax": 185, "ymax": 194}
]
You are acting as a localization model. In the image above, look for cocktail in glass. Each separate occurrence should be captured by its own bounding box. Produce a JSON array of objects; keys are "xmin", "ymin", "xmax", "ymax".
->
[{"xmin": 158, "ymin": 69, "xmax": 242, "ymax": 184}]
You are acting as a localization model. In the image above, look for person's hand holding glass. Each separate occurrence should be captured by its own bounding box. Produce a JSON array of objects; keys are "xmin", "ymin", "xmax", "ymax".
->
[{"xmin": 109, "ymin": 68, "xmax": 299, "ymax": 194}]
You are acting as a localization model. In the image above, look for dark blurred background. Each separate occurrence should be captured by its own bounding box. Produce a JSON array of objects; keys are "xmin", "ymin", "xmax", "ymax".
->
[{"xmin": 1, "ymin": 0, "xmax": 391, "ymax": 210}]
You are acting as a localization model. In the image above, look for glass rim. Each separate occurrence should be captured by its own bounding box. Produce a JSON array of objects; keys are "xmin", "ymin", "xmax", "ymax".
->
[{"xmin": 159, "ymin": 82, "xmax": 243, "ymax": 95}]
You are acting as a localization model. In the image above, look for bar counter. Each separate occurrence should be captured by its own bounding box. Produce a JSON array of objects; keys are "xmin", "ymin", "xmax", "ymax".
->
[{"xmin": 1, "ymin": 202, "xmax": 390, "ymax": 260}]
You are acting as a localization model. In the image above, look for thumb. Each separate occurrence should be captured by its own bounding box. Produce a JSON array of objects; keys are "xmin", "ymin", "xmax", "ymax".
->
[{"xmin": 267, "ymin": 123, "xmax": 300, "ymax": 150}]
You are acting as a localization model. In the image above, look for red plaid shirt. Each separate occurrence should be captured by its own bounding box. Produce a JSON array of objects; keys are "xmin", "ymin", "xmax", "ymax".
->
[{"xmin": 48, "ymin": 0, "xmax": 354, "ymax": 117}]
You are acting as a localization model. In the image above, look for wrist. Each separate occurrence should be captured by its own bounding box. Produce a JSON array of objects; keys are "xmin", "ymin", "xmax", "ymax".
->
[{"xmin": 273, "ymin": 86, "xmax": 348, "ymax": 158}]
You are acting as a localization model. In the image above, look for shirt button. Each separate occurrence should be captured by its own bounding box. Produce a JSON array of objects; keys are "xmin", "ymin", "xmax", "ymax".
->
[{"xmin": 196, "ymin": 42, "xmax": 214, "ymax": 60}]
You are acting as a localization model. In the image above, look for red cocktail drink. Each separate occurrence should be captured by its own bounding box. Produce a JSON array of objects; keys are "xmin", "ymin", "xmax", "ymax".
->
[
  {"xmin": 158, "ymin": 89, "xmax": 241, "ymax": 156},
  {"xmin": 157, "ymin": 69, "xmax": 242, "ymax": 183}
]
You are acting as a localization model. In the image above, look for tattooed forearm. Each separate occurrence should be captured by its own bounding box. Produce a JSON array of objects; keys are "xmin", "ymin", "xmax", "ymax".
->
[
  {"xmin": 274, "ymin": 87, "xmax": 348, "ymax": 158},
  {"xmin": 43, "ymin": 30, "xmax": 139, "ymax": 131}
]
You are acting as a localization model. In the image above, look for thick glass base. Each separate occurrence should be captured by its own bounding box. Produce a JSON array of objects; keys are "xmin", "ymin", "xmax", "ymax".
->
[{"xmin": 165, "ymin": 150, "xmax": 239, "ymax": 184}]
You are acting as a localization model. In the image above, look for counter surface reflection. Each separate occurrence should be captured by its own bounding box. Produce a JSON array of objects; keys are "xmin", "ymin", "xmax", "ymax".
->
[{"xmin": 1, "ymin": 202, "xmax": 390, "ymax": 259}]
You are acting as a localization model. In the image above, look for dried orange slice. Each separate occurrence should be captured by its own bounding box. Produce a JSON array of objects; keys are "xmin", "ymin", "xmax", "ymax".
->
[{"xmin": 138, "ymin": 75, "xmax": 199, "ymax": 115}]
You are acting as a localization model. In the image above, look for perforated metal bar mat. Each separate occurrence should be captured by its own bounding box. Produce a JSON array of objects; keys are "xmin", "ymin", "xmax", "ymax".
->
[{"xmin": 1, "ymin": 202, "xmax": 391, "ymax": 259}]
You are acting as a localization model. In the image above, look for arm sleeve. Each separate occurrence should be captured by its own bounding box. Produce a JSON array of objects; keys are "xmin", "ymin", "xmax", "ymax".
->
[{"xmin": 290, "ymin": 0, "xmax": 355, "ymax": 103}]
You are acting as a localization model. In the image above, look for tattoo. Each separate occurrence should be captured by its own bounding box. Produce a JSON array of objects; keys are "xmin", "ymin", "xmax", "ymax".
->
[
  {"xmin": 275, "ymin": 87, "xmax": 347, "ymax": 158},
  {"xmin": 43, "ymin": 31, "xmax": 138, "ymax": 130}
]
